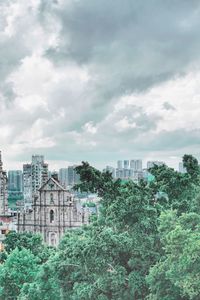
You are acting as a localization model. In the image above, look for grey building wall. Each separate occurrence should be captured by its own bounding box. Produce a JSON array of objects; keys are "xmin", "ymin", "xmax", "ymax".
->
[{"xmin": 18, "ymin": 177, "xmax": 89, "ymax": 246}]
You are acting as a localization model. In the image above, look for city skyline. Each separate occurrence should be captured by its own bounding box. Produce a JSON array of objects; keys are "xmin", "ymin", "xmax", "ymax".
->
[
  {"xmin": 1, "ymin": 2, "xmax": 200, "ymax": 171},
  {"xmin": 2, "ymin": 150, "xmax": 188, "ymax": 172}
]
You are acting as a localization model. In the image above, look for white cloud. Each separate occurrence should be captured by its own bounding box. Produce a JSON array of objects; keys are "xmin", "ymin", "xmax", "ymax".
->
[
  {"xmin": 115, "ymin": 117, "xmax": 137, "ymax": 132},
  {"xmin": 83, "ymin": 122, "xmax": 97, "ymax": 134},
  {"xmin": 1, "ymin": 0, "xmax": 200, "ymax": 170},
  {"xmin": 114, "ymin": 71, "xmax": 200, "ymax": 134}
]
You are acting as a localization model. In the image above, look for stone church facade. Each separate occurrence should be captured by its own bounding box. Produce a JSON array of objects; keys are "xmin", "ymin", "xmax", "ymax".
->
[{"xmin": 17, "ymin": 176, "xmax": 88, "ymax": 246}]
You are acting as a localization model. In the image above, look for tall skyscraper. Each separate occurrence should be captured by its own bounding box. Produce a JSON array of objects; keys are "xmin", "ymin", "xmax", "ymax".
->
[
  {"xmin": 130, "ymin": 159, "xmax": 142, "ymax": 171},
  {"xmin": 23, "ymin": 155, "xmax": 48, "ymax": 204},
  {"xmin": 123, "ymin": 168, "xmax": 131, "ymax": 179},
  {"xmin": 115, "ymin": 159, "xmax": 144, "ymax": 182},
  {"xmin": 124, "ymin": 160, "xmax": 129, "ymax": 169},
  {"xmin": 67, "ymin": 166, "xmax": 74, "ymax": 186},
  {"xmin": 67, "ymin": 166, "xmax": 80, "ymax": 187},
  {"xmin": 23, "ymin": 164, "xmax": 32, "ymax": 204},
  {"xmin": 31, "ymin": 155, "xmax": 48, "ymax": 197},
  {"xmin": 117, "ymin": 160, "xmax": 123, "ymax": 169},
  {"xmin": 0, "ymin": 151, "xmax": 8, "ymax": 215},
  {"xmin": 116, "ymin": 168, "xmax": 124, "ymax": 179},
  {"xmin": 8, "ymin": 170, "xmax": 23, "ymax": 193},
  {"xmin": 58, "ymin": 166, "xmax": 80, "ymax": 188},
  {"xmin": 58, "ymin": 168, "xmax": 68, "ymax": 188}
]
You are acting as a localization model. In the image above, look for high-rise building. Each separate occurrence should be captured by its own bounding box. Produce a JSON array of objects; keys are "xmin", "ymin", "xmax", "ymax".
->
[
  {"xmin": 67, "ymin": 166, "xmax": 80, "ymax": 187},
  {"xmin": 115, "ymin": 159, "xmax": 144, "ymax": 182},
  {"xmin": 147, "ymin": 161, "xmax": 165, "ymax": 169},
  {"xmin": 31, "ymin": 155, "xmax": 48, "ymax": 197},
  {"xmin": 124, "ymin": 160, "xmax": 129, "ymax": 169},
  {"xmin": 123, "ymin": 168, "xmax": 131, "ymax": 179},
  {"xmin": 23, "ymin": 164, "xmax": 32, "ymax": 205},
  {"xmin": 23, "ymin": 155, "xmax": 48, "ymax": 204},
  {"xmin": 58, "ymin": 168, "xmax": 68, "ymax": 188},
  {"xmin": 67, "ymin": 166, "xmax": 74, "ymax": 186},
  {"xmin": 117, "ymin": 160, "xmax": 123, "ymax": 169},
  {"xmin": 58, "ymin": 166, "xmax": 80, "ymax": 188},
  {"xmin": 130, "ymin": 159, "xmax": 142, "ymax": 171},
  {"xmin": 0, "ymin": 151, "xmax": 8, "ymax": 215},
  {"xmin": 8, "ymin": 170, "xmax": 22, "ymax": 193}
]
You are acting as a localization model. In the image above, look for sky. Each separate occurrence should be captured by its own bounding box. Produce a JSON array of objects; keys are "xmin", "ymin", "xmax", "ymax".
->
[{"xmin": 1, "ymin": 0, "xmax": 200, "ymax": 171}]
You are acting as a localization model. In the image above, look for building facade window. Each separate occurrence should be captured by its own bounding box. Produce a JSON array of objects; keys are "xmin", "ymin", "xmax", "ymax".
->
[
  {"xmin": 50, "ymin": 193, "xmax": 54, "ymax": 204},
  {"xmin": 50, "ymin": 210, "xmax": 54, "ymax": 223}
]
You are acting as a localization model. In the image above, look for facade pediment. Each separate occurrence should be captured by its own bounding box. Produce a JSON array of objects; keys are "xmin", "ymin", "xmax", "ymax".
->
[{"xmin": 39, "ymin": 177, "xmax": 65, "ymax": 192}]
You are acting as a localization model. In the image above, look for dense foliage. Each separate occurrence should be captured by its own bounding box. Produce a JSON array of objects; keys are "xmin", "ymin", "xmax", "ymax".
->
[{"xmin": 0, "ymin": 154, "xmax": 200, "ymax": 299}]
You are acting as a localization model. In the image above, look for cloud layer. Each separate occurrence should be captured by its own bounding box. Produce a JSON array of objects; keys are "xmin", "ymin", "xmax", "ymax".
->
[{"xmin": 1, "ymin": 0, "xmax": 200, "ymax": 169}]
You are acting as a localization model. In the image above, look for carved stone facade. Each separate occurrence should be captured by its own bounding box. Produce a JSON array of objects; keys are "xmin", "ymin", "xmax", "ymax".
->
[{"xmin": 17, "ymin": 176, "xmax": 88, "ymax": 246}]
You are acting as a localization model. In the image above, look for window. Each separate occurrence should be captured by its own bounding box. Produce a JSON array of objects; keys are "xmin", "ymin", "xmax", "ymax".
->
[
  {"xmin": 50, "ymin": 193, "xmax": 54, "ymax": 204},
  {"xmin": 50, "ymin": 210, "xmax": 54, "ymax": 223}
]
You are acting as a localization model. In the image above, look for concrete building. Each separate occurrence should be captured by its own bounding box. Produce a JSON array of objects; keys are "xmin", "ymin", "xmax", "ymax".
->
[
  {"xmin": 18, "ymin": 176, "xmax": 89, "ymax": 246},
  {"xmin": 67, "ymin": 166, "xmax": 74, "ymax": 186},
  {"xmin": 67, "ymin": 166, "xmax": 80, "ymax": 187},
  {"xmin": 31, "ymin": 155, "xmax": 48, "ymax": 196},
  {"xmin": 124, "ymin": 160, "xmax": 129, "ymax": 169},
  {"xmin": 8, "ymin": 170, "xmax": 23, "ymax": 193},
  {"xmin": 130, "ymin": 159, "xmax": 142, "ymax": 171},
  {"xmin": 115, "ymin": 159, "xmax": 144, "ymax": 182},
  {"xmin": 23, "ymin": 155, "xmax": 48, "ymax": 205},
  {"xmin": 58, "ymin": 168, "xmax": 68, "ymax": 188},
  {"xmin": 0, "ymin": 152, "xmax": 14, "ymax": 250},
  {"xmin": 23, "ymin": 164, "xmax": 32, "ymax": 206},
  {"xmin": 0, "ymin": 151, "xmax": 8, "ymax": 215},
  {"xmin": 117, "ymin": 160, "xmax": 123, "ymax": 169},
  {"xmin": 116, "ymin": 168, "xmax": 124, "ymax": 179},
  {"xmin": 0, "ymin": 215, "xmax": 16, "ymax": 251}
]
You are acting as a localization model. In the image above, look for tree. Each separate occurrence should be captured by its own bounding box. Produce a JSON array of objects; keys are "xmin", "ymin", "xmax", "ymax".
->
[
  {"xmin": 0, "ymin": 248, "xmax": 39, "ymax": 300},
  {"xmin": 51, "ymin": 227, "xmax": 135, "ymax": 299},
  {"xmin": 147, "ymin": 211, "xmax": 200, "ymax": 300},
  {"xmin": 19, "ymin": 262, "xmax": 61, "ymax": 300},
  {"xmin": 148, "ymin": 156, "xmax": 200, "ymax": 214},
  {"xmin": 183, "ymin": 154, "xmax": 200, "ymax": 181},
  {"xmin": 4, "ymin": 231, "xmax": 53, "ymax": 263},
  {"xmin": 4, "ymin": 231, "xmax": 43, "ymax": 255},
  {"xmin": 74, "ymin": 162, "xmax": 122, "ymax": 209},
  {"xmin": 55, "ymin": 163, "xmax": 163, "ymax": 299},
  {"xmin": 2, "ymin": 157, "xmax": 200, "ymax": 299}
]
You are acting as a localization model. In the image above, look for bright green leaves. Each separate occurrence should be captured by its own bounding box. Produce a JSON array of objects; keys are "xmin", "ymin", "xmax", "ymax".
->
[
  {"xmin": 147, "ymin": 211, "xmax": 200, "ymax": 300},
  {"xmin": 0, "ymin": 248, "xmax": 39, "ymax": 300}
]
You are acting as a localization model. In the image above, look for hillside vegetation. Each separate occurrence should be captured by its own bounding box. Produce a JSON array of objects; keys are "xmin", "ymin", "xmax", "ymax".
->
[{"xmin": 0, "ymin": 155, "xmax": 200, "ymax": 300}]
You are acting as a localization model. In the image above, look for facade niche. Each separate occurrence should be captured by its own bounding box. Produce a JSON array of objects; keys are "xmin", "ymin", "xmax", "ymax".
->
[{"xmin": 50, "ymin": 210, "xmax": 54, "ymax": 223}]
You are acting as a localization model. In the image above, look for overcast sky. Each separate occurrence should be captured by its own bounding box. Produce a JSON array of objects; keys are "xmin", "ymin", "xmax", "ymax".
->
[{"xmin": 1, "ymin": 0, "xmax": 200, "ymax": 170}]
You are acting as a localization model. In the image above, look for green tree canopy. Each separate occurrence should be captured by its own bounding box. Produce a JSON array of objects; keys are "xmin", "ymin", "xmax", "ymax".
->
[
  {"xmin": 147, "ymin": 210, "xmax": 200, "ymax": 300},
  {"xmin": 0, "ymin": 248, "xmax": 39, "ymax": 300}
]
